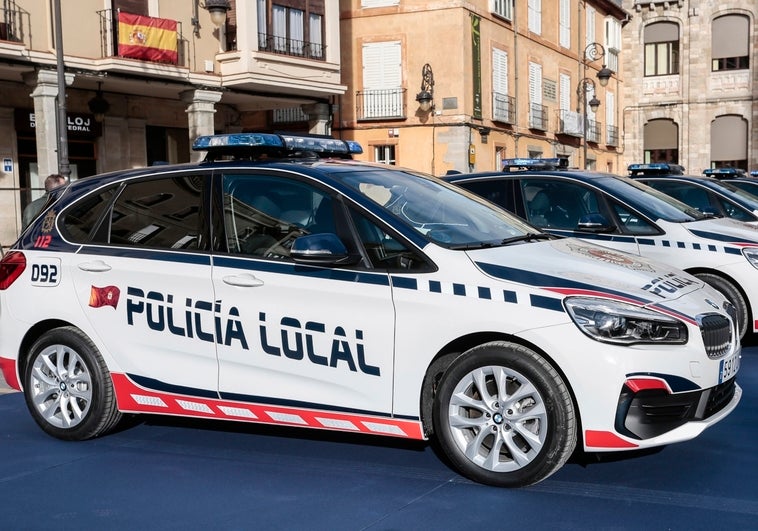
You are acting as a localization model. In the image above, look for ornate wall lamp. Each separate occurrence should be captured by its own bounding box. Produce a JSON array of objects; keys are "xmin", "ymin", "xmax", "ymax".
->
[
  {"xmin": 415, "ymin": 63, "xmax": 435, "ymax": 113},
  {"xmin": 578, "ymin": 43, "xmax": 613, "ymax": 168},
  {"xmin": 87, "ymin": 82, "xmax": 110, "ymax": 122}
]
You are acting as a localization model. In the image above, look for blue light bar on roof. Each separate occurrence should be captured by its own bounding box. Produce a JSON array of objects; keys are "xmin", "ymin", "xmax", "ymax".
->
[
  {"xmin": 192, "ymin": 132, "xmax": 363, "ymax": 156},
  {"xmin": 501, "ymin": 158, "xmax": 568, "ymax": 170},
  {"xmin": 627, "ymin": 162, "xmax": 685, "ymax": 175},
  {"xmin": 703, "ymin": 168, "xmax": 746, "ymax": 177},
  {"xmin": 192, "ymin": 133, "xmax": 284, "ymax": 150},
  {"xmin": 751, "ymin": 170, "xmax": 758, "ymax": 177}
]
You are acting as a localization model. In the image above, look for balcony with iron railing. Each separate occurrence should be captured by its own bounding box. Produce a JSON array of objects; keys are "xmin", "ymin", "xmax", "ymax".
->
[
  {"xmin": 606, "ymin": 124, "xmax": 618, "ymax": 147},
  {"xmin": 356, "ymin": 88, "xmax": 406, "ymax": 121},
  {"xmin": 558, "ymin": 109, "xmax": 583, "ymax": 137},
  {"xmin": 586, "ymin": 119, "xmax": 602, "ymax": 143},
  {"xmin": 529, "ymin": 103, "xmax": 548, "ymax": 131},
  {"xmin": 96, "ymin": 9, "xmax": 188, "ymax": 67},
  {"xmin": 257, "ymin": 33, "xmax": 325, "ymax": 61},
  {"xmin": 0, "ymin": 0, "xmax": 31, "ymax": 47},
  {"xmin": 492, "ymin": 92, "xmax": 515, "ymax": 124}
]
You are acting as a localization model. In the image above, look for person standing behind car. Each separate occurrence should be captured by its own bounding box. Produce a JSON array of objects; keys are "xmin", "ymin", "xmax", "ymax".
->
[{"xmin": 22, "ymin": 173, "xmax": 67, "ymax": 229}]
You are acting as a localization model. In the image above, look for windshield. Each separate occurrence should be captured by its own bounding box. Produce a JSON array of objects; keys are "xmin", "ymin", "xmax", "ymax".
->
[
  {"xmin": 598, "ymin": 174, "xmax": 706, "ymax": 222},
  {"xmin": 708, "ymin": 180, "xmax": 758, "ymax": 209},
  {"xmin": 336, "ymin": 168, "xmax": 541, "ymax": 248}
]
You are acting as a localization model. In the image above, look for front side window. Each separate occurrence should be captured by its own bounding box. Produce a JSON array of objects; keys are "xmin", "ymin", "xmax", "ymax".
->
[
  {"xmin": 221, "ymin": 173, "xmax": 334, "ymax": 260},
  {"xmin": 644, "ymin": 22, "xmax": 679, "ymax": 76},
  {"xmin": 520, "ymin": 178, "xmax": 601, "ymax": 230}
]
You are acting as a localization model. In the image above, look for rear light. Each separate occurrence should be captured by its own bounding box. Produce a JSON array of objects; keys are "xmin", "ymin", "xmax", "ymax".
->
[{"xmin": 0, "ymin": 251, "xmax": 26, "ymax": 290}]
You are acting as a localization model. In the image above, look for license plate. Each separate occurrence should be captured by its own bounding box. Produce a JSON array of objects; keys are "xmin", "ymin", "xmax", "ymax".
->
[{"xmin": 719, "ymin": 352, "xmax": 741, "ymax": 383}]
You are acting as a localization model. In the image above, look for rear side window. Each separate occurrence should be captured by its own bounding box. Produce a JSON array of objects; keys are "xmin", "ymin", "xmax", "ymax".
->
[
  {"xmin": 61, "ymin": 187, "xmax": 118, "ymax": 242},
  {"xmin": 98, "ymin": 174, "xmax": 206, "ymax": 250}
]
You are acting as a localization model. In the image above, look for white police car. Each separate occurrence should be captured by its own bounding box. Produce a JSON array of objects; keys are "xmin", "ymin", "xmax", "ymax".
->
[
  {"xmin": 0, "ymin": 135, "xmax": 741, "ymax": 487},
  {"xmin": 627, "ymin": 163, "xmax": 758, "ymax": 225},
  {"xmin": 445, "ymin": 158, "xmax": 758, "ymax": 340}
]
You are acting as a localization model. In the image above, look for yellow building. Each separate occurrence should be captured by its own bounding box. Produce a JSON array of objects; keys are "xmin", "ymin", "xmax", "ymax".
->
[{"xmin": 338, "ymin": 0, "xmax": 630, "ymax": 176}]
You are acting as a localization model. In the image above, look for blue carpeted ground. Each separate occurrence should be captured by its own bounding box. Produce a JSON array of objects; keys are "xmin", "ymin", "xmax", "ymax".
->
[{"xmin": 1, "ymin": 347, "xmax": 756, "ymax": 530}]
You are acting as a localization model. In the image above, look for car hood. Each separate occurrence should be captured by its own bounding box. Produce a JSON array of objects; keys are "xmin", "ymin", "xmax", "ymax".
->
[
  {"xmin": 466, "ymin": 237, "xmax": 709, "ymax": 307},
  {"xmin": 682, "ymin": 217, "xmax": 758, "ymax": 244}
]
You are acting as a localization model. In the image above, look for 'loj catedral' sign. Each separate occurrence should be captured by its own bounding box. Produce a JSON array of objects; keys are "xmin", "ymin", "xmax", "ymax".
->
[{"xmin": 14, "ymin": 109, "xmax": 103, "ymax": 138}]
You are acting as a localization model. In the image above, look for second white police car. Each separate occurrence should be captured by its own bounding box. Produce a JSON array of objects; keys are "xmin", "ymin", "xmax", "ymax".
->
[{"xmin": 0, "ymin": 134, "xmax": 741, "ymax": 487}]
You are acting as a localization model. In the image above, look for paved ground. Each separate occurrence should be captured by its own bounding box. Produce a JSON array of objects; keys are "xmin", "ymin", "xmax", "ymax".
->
[{"xmin": 0, "ymin": 347, "xmax": 755, "ymax": 530}]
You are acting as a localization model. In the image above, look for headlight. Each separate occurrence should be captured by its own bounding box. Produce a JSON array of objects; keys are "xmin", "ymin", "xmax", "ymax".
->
[
  {"xmin": 742, "ymin": 247, "xmax": 758, "ymax": 270},
  {"xmin": 564, "ymin": 297, "xmax": 688, "ymax": 345}
]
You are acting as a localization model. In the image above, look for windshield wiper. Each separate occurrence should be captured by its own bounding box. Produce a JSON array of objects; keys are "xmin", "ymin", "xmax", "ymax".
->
[{"xmin": 500, "ymin": 233, "xmax": 554, "ymax": 245}]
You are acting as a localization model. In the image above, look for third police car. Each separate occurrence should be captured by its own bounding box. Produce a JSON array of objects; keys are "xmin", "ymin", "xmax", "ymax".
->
[
  {"xmin": 0, "ymin": 136, "xmax": 741, "ymax": 487},
  {"xmin": 445, "ymin": 158, "xmax": 758, "ymax": 340}
]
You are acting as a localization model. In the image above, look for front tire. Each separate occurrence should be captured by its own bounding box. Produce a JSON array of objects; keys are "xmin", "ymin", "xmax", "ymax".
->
[
  {"xmin": 23, "ymin": 326, "xmax": 122, "ymax": 440},
  {"xmin": 432, "ymin": 341, "xmax": 576, "ymax": 487}
]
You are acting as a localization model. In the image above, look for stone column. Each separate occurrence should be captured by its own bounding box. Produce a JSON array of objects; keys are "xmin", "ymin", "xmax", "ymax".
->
[
  {"xmin": 23, "ymin": 69, "xmax": 74, "ymax": 189},
  {"xmin": 181, "ymin": 89, "xmax": 223, "ymax": 162},
  {"xmin": 303, "ymin": 103, "xmax": 333, "ymax": 135}
]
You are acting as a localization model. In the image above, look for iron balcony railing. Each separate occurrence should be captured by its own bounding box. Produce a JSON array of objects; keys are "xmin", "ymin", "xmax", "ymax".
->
[
  {"xmin": 606, "ymin": 124, "xmax": 619, "ymax": 147},
  {"xmin": 558, "ymin": 109, "xmax": 583, "ymax": 137},
  {"xmin": 529, "ymin": 102, "xmax": 548, "ymax": 131},
  {"xmin": 0, "ymin": 0, "xmax": 31, "ymax": 46},
  {"xmin": 493, "ymin": 92, "xmax": 515, "ymax": 124},
  {"xmin": 356, "ymin": 88, "xmax": 406, "ymax": 121},
  {"xmin": 587, "ymin": 119, "xmax": 602, "ymax": 143},
  {"xmin": 257, "ymin": 33, "xmax": 325, "ymax": 60},
  {"xmin": 96, "ymin": 9, "xmax": 187, "ymax": 67}
]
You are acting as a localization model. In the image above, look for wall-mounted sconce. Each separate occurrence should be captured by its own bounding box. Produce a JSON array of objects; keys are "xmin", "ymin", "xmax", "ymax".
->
[
  {"xmin": 415, "ymin": 63, "xmax": 435, "ymax": 113},
  {"xmin": 87, "ymin": 82, "xmax": 110, "ymax": 122},
  {"xmin": 191, "ymin": 0, "xmax": 231, "ymax": 36},
  {"xmin": 478, "ymin": 127, "xmax": 491, "ymax": 144},
  {"xmin": 204, "ymin": 0, "xmax": 231, "ymax": 27}
]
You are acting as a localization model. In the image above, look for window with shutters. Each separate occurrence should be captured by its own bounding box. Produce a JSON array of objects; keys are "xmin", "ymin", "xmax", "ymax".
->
[
  {"xmin": 559, "ymin": 73, "xmax": 581, "ymax": 136},
  {"xmin": 492, "ymin": 48, "xmax": 514, "ymax": 123},
  {"xmin": 359, "ymin": 41, "xmax": 404, "ymax": 120},
  {"xmin": 559, "ymin": 0, "xmax": 570, "ymax": 49},
  {"xmin": 585, "ymin": 6, "xmax": 596, "ymax": 50},
  {"xmin": 644, "ymin": 22, "xmax": 679, "ymax": 76},
  {"xmin": 711, "ymin": 15, "xmax": 749, "ymax": 71},
  {"xmin": 492, "ymin": 0, "xmax": 514, "ymax": 21},
  {"xmin": 528, "ymin": 62, "xmax": 546, "ymax": 130},
  {"xmin": 528, "ymin": 0, "xmax": 541, "ymax": 35},
  {"xmin": 605, "ymin": 92, "xmax": 617, "ymax": 146},
  {"xmin": 604, "ymin": 17, "xmax": 621, "ymax": 73}
]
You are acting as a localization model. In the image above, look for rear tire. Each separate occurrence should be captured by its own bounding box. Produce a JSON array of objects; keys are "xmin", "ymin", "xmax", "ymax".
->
[
  {"xmin": 432, "ymin": 341, "xmax": 576, "ymax": 487},
  {"xmin": 23, "ymin": 326, "xmax": 122, "ymax": 440},
  {"xmin": 695, "ymin": 273, "xmax": 749, "ymax": 340}
]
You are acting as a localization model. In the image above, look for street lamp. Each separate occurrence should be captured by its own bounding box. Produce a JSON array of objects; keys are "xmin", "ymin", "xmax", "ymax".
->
[
  {"xmin": 415, "ymin": 63, "xmax": 435, "ymax": 113},
  {"xmin": 578, "ymin": 42, "xmax": 613, "ymax": 169}
]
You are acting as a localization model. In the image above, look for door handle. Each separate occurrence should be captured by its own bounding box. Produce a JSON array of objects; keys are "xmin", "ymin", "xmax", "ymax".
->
[
  {"xmin": 78, "ymin": 260, "xmax": 112, "ymax": 272},
  {"xmin": 222, "ymin": 273, "xmax": 264, "ymax": 287}
]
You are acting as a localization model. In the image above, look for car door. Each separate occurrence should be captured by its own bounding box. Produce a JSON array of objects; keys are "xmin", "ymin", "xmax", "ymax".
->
[
  {"xmin": 67, "ymin": 171, "xmax": 219, "ymax": 393},
  {"xmin": 210, "ymin": 170, "xmax": 396, "ymax": 414}
]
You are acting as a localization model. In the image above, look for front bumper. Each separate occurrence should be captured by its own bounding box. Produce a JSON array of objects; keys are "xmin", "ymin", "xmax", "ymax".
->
[{"xmin": 616, "ymin": 376, "xmax": 739, "ymax": 440}]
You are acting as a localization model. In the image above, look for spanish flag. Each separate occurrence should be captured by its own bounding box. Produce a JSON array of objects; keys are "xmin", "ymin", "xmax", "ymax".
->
[{"xmin": 117, "ymin": 12, "xmax": 178, "ymax": 64}]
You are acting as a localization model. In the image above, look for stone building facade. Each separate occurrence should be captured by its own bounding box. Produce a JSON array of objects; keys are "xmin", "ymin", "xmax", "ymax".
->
[{"xmin": 621, "ymin": 0, "xmax": 757, "ymax": 174}]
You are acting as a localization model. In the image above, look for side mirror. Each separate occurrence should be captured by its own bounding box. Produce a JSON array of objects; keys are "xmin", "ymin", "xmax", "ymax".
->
[
  {"xmin": 577, "ymin": 213, "xmax": 615, "ymax": 233},
  {"xmin": 698, "ymin": 206, "xmax": 720, "ymax": 218},
  {"xmin": 291, "ymin": 233, "xmax": 358, "ymax": 265}
]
